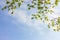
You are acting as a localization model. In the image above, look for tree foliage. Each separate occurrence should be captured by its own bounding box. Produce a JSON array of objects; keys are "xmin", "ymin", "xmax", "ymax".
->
[{"xmin": 2, "ymin": 0, "xmax": 60, "ymax": 31}]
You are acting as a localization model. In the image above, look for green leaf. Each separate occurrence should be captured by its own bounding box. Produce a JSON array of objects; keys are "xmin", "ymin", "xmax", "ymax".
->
[
  {"xmin": 55, "ymin": 0, "xmax": 58, "ymax": 5},
  {"xmin": 21, "ymin": 0, "xmax": 24, "ymax": 2},
  {"xmin": 12, "ymin": 0, "xmax": 14, "ymax": 2},
  {"xmin": 2, "ymin": 6, "xmax": 7, "ymax": 10},
  {"xmin": 27, "ymin": 4, "xmax": 30, "ymax": 6},
  {"xmin": 18, "ymin": 2, "xmax": 21, "ymax": 7},
  {"xmin": 57, "ymin": 17, "xmax": 60, "ymax": 24},
  {"xmin": 38, "ymin": 7, "xmax": 43, "ymax": 10},
  {"xmin": 28, "ymin": 7, "xmax": 30, "ymax": 10},
  {"xmin": 11, "ymin": 12, "xmax": 13, "ymax": 14},
  {"xmin": 45, "ymin": 16, "xmax": 48, "ymax": 21},
  {"xmin": 11, "ymin": 0, "xmax": 15, "ymax": 4},
  {"xmin": 8, "ymin": 8, "xmax": 10, "ymax": 11},
  {"xmin": 15, "ymin": 0, "xmax": 18, "ymax": 2},
  {"xmin": 13, "ymin": 6, "xmax": 16, "ymax": 9},
  {"xmin": 30, "ymin": 5, "xmax": 35, "ymax": 8},
  {"xmin": 45, "ymin": 0, "xmax": 51, "ymax": 4},
  {"xmin": 31, "ymin": 17, "xmax": 34, "ymax": 19},
  {"xmin": 48, "ymin": 24, "xmax": 50, "ymax": 28},
  {"xmin": 40, "ymin": 17, "xmax": 42, "ymax": 20},
  {"xmin": 52, "ymin": 20, "xmax": 54, "ymax": 27},
  {"xmin": 53, "ymin": 29, "xmax": 56, "ymax": 31},
  {"xmin": 6, "ymin": 1, "xmax": 10, "ymax": 4},
  {"xmin": 45, "ymin": 6, "xmax": 48, "ymax": 9}
]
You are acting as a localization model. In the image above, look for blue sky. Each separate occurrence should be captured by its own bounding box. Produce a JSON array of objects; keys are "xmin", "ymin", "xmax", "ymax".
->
[{"xmin": 0, "ymin": 0, "xmax": 60, "ymax": 40}]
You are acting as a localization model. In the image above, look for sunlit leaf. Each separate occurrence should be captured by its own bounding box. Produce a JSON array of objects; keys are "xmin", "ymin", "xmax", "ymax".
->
[
  {"xmin": 55, "ymin": 0, "xmax": 58, "ymax": 5},
  {"xmin": 48, "ymin": 24, "xmax": 50, "ymax": 28},
  {"xmin": 51, "ymin": 20, "xmax": 54, "ymax": 27},
  {"xmin": 15, "ymin": 0, "xmax": 18, "ymax": 2},
  {"xmin": 53, "ymin": 29, "xmax": 56, "ymax": 31},
  {"xmin": 18, "ymin": 2, "xmax": 21, "ymax": 7},
  {"xmin": 13, "ymin": 6, "xmax": 16, "ymax": 9}
]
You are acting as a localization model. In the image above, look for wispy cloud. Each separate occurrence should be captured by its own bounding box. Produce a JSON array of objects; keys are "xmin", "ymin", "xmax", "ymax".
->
[
  {"xmin": 8, "ymin": 9, "xmax": 49, "ymax": 37},
  {"xmin": 9, "ymin": 9, "xmax": 45, "ymax": 29}
]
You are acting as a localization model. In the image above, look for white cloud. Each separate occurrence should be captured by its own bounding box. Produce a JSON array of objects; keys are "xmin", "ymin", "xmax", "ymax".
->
[
  {"xmin": 14, "ymin": 10, "xmax": 44, "ymax": 29},
  {"xmin": 8, "ymin": 9, "xmax": 47, "ymax": 36},
  {"xmin": 13, "ymin": 10, "xmax": 27, "ymax": 23}
]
